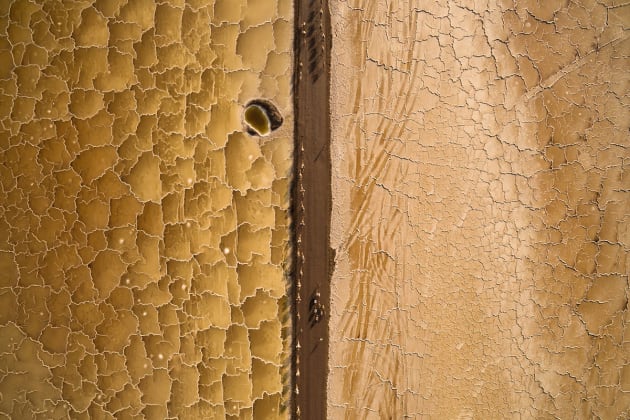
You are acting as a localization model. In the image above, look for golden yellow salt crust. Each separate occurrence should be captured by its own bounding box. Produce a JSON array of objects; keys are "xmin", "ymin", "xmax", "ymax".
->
[{"xmin": 0, "ymin": 0, "xmax": 293, "ymax": 418}]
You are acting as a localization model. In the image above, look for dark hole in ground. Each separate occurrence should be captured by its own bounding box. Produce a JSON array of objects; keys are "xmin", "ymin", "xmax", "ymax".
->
[{"xmin": 244, "ymin": 99, "xmax": 283, "ymax": 136}]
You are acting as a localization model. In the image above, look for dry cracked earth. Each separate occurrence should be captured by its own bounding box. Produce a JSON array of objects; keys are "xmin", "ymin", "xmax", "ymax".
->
[
  {"xmin": 0, "ymin": 0, "xmax": 293, "ymax": 418},
  {"xmin": 330, "ymin": 0, "xmax": 629, "ymax": 418}
]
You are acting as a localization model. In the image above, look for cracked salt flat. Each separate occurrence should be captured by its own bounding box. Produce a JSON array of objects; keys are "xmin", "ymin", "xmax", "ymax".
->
[
  {"xmin": 329, "ymin": 1, "xmax": 629, "ymax": 418},
  {"xmin": 0, "ymin": 0, "xmax": 294, "ymax": 418}
]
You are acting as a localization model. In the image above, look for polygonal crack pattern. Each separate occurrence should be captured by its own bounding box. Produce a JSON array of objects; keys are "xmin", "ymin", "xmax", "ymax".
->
[
  {"xmin": 0, "ymin": 0, "xmax": 293, "ymax": 418},
  {"xmin": 329, "ymin": 1, "xmax": 629, "ymax": 418}
]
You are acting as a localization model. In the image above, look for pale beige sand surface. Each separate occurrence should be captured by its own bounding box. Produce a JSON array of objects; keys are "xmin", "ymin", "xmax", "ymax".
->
[
  {"xmin": 329, "ymin": 1, "xmax": 629, "ymax": 418},
  {"xmin": 0, "ymin": 0, "xmax": 293, "ymax": 418}
]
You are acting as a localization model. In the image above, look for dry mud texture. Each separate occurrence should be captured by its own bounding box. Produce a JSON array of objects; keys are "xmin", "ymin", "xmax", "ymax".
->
[
  {"xmin": 330, "ymin": 1, "xmax": 629, "ymax": 418},
  {"xmin": 0, "ymin": 0, "xmax": 293, "ymax": 418}
]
